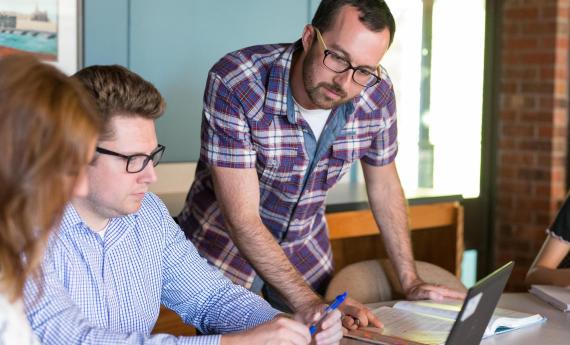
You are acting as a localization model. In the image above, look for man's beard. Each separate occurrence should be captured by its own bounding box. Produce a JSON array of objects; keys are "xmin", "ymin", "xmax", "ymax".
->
[{"xmin": 302, "ymin": 51, "xmax": 348, "ymax": 109}]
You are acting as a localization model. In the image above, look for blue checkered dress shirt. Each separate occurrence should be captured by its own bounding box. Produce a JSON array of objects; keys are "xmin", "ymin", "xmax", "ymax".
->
[{"xmin": 24, "ymin": 193, "xmax": 279, "ymax": 344}]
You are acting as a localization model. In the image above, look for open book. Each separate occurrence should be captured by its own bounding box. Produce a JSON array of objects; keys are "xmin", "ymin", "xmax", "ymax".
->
[
  {"xmin": 346, "ymin": 300, "xmax": 545, "ymax": 345},
  {"xmin": 529, "ymin": 285, "xmax": 570, "ymax": 312}
]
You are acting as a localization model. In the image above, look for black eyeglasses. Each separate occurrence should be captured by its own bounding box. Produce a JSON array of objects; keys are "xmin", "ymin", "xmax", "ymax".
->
[
  {"xmin": 95, "ymin": 144, "xmax": 166, "ymax": 173},
  {"xmin": 314, "ymin": 27, "xmax": 382, "ymax": 88}
]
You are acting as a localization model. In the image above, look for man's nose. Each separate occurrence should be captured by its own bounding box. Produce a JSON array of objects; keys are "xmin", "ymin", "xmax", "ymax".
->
[
  {"xmin": 332, "ymin": 69, "xmax": 352, "ymax": 89},
  {"xmin": 139, "ymin": 162, "xmax": 158, "ymax": 184}
]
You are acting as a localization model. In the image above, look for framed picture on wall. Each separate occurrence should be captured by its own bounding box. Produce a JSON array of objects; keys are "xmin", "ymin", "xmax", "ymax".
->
[{"xmin": 0, "ymin": 0, "xmax": 81, "ymax": 74}]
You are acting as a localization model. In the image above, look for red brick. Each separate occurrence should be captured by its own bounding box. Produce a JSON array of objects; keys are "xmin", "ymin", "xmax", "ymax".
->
[
  {"xmin": 555, "ymin": 36, "xmax": 568, "ymax": 50},
  {"xmin": 540, "ymin": 67, "xmax": 555, "ymax": 79},
  {"xmin": 501, "ymin": 82, "xmax": 517, "ymax": 93},
  {"xmin": 520, "ymin": 52, "xmax": 555, "ymax": 65},
  {"xmin": 537, "ymin": 153, "xmax": 553, "ymax": 166},
  {"xmin": 499, "ymin": 166, "xmax": 517, "ymax": 179},
  {"xmin": 539, "ymin": 96, "xmax": 554, "ymax": 108},
  {"xmin": 517, "ymin": 167, "xmax": 551, "ymax": 181},
  {"xmin": 502, "ymin": 181, "xmax": 534, "ymax": 196},
  {"xmin": 537, "ymin": 125, "xmax": 554, "ymax": 137},
  {"xmin": 505, "ymin": 7, "xmax": 539, "ymax": 20},
  {"xmin": 504, "ymin": 37, "xmax": 539, "ymax": 50},
  {"xmin": 541, "ymin": 5, "xmax": 558, "ymax": 19},
  {"xmin": 520, "ymin": 82, "xmax": 554, "ymax": 93},
  {"xmin": 521, "ymin": 20, "xmax": 556, "ymax": 35},
  {"xmin": 539, "ymin": 36, "xmax": 557, "ymax": 49},
  {"xmin": 519, "ymin": 111, "xmax": 552, "ymax": 122},
  {"xmin": 495, "ymin": 0, "xmax": 568, "ymax": 291},
  {"xmin": 523, "ymin": 96, "xmax": 537, "ymax": 108},
  {"xmin": 501, "ymin": 151, "xmax": 536, "ymax": 165},
  {"xmin": 502, "ymin": 124, "xmax": 535, "ymax": 137},
  {"xmin": 499, "ymin": 137, "xmax": 517, "ymax": 150},
  {"xmin": 518, "ymin": 139, "xmax": 552, "ymax": 151},
  {"xmin": 554, "ymin": 66, "xmax": 568, "ymax": 79}
]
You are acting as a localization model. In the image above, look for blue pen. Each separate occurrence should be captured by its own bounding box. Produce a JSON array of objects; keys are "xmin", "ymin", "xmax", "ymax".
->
[{"xmin": 309, "ymin": 291, "xmax": 348, "ymax": 335}]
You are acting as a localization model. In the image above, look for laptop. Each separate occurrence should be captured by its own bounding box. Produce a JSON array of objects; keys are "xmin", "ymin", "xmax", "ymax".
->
[
  {"xmin": 445, "ymin": 260, "xmax": 514, "ymax": 345},
  {"xmin": 345, "ymin": 261, "xmax": 515, "ymax": 345}
]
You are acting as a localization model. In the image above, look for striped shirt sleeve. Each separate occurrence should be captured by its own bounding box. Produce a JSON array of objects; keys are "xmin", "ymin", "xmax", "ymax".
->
[
  {"xmin": 24, "ymin": 240, "xmax": 221, "ymax": 345},
  {"xmin": 156, "ymin": 195, "xmax": 280, "ymax": 334}
]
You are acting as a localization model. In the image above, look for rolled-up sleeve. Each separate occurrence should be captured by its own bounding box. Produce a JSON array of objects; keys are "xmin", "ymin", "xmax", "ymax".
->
[
  {"xmin": 362, "ymin": 83, "xmax": 398, "ymax": 167},
  {"xmin": 200, "ymin": 72, "xmax": 257, "ymax": 169}
]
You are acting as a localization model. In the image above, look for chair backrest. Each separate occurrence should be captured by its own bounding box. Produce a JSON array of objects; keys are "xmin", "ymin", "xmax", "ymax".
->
[
  {"xmin": 326, "ymin": 200, "xmax": 464, "ymax": 278},
  {"xmin": 325, "ymin": 259, "xmax": 466, "ymax": 303}
]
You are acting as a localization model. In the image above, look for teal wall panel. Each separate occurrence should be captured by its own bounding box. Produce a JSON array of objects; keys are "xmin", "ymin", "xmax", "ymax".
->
[
  {"xmin": 128, "ymin": 0, "xmax": 312, "ymax": 162},
  {"xmin": 83, "ymin": 0, "xmax": 129, "ymax": 67},
  {"xmin": 309, "ymin": 0, "xmax": 321, "ymax": 17},
  {"xmin": 84, "ymin": 0, "xmax": 316, "ymax": 162}
]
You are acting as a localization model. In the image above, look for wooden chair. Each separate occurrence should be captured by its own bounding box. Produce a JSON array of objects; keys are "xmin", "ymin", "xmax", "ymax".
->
[
  {"xmin": 325, "ymin": 259, "xmax": 466, "ymax": 303},
  {"xmin": 152, "ymin": 306, "xmax": 195, "ymax": 336},
  {"xmin": 326, "ymin": 200, "xmax": 464, "ymax": 278}
]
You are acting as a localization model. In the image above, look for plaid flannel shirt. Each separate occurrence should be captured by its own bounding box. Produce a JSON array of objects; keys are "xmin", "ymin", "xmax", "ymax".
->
[{"xmin": 178, "ymin": 41, "xmax": 398, "ymax": 293}]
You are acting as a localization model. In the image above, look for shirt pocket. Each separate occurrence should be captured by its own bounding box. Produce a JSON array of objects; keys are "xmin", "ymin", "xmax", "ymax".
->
[
  {"xmin": 325, "ymin": 138, "xmax": 373, "ymax": 188},
  {"xmin": 256, "ymin": 146, "xmax": 306, "ymax": 197}
]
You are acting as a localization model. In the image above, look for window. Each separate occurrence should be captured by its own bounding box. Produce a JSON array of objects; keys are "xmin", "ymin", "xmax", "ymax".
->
[{"xmin": 380, "ymin": 0, "xmax": 486, "ymax": 198}]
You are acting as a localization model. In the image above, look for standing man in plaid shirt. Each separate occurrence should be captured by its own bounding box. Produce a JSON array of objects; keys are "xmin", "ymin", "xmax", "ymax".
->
[{"xmin": 179, "ymin": 0, "xmax": 465, "ymax": 329}]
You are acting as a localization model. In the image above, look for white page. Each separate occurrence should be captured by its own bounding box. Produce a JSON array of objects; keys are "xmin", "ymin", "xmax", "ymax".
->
[
  {"xmin": 530, "ymin": 285, "xmax": 570, "ymax": 311},
  {"xmin": 393, "ymin": 300, "xmax": 460, "ymax": 320},
  {"xmin": 372, "ymin": 306, "xmax": 453, "ymax": 345},
  {"xmin": 392, "ymin": 300, "xmax": 542, "ymax": 335},
  {"xmin": 490, "ymin": 308, "xmax": 545, "ymax": 331}
]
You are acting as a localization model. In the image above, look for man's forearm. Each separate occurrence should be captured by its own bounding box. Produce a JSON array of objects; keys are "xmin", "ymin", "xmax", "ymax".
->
[
  {"xmin": 228, "ymin": 219, "xmax": 321, "ymax": 310},
  {"xmin": 363, "ymin": 162, "xmax": 420, "ymax": 291},
  {"xmin": 211, "ymin": 167, "xmax": 321, "ymax": 310},
  {"xmin": 370, "ymin": 188, "xmax": 419, "ymax": 289}
]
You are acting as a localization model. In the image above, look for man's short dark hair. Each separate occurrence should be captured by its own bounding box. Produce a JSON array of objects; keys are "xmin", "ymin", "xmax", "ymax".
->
[
  {"xmin": 311, "ymin": 0, "xmax": 396, "ymax": 45},
  {"xmin": 73, "ymin": 65, "xmax": 166, "ymax": 140}
]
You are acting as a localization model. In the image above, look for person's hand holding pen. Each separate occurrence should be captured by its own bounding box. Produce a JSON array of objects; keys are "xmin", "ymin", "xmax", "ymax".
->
[{"xmin": 295, "ymin": 292, "xmax": 345, "ymax": 345}]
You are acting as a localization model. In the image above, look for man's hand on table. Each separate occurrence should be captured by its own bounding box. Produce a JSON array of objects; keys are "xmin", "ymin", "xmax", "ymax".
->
[
  {"xmin": 338, "ymin": 297, "xmax": 383, "ymax": 331},
  {"xmin": 404, "ymin": 278, "xmax": 467, "ymax": 301}
]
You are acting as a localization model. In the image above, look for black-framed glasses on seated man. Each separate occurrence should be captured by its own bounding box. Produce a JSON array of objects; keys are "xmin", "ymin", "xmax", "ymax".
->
[
  {"xmin": 95, "ymin": 144, "xmax": 166, "ymax": 173},
  {"xmin": 314, "ymin": 27, "xmax": 382, "ymax": 88}
]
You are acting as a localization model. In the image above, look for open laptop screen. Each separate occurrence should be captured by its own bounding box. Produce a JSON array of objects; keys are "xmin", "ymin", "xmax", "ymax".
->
[{"xmin": 445, "ymin": 261, "xmax": 514, "ymax": 345}]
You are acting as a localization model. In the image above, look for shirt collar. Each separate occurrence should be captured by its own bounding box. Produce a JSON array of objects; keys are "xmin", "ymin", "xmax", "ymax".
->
[
  {"xmin": 263, "ymin": 40, "xmax": 301, "ymax": 119},
  {"xmin": 59, "ymin": 202, "xmax": 139, "ymax": 235}
]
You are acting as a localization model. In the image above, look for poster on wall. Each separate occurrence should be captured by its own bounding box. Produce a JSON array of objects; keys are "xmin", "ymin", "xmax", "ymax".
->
[{"xmin": 0, "ymin": 0, "xmax": 80, "ymax": 74}]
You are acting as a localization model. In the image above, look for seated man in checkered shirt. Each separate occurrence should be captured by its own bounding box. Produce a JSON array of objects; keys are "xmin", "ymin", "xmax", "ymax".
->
[
  {"xmin": 23, "ymin": 65, "xmax": 342, "ymax": 345},
  {"xmin": 178, "ymin": 0, "xmax": 465, "ymax": 329}
]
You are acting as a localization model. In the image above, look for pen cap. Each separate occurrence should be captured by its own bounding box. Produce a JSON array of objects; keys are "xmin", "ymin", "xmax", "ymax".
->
[{"xmin": 329, "ymin": 291, "xmax": 348, "ymax": 309}]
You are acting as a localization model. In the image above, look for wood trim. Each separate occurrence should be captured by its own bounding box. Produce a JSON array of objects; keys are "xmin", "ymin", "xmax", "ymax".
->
[
  {"xmin": 455, "ymin": 203, "xmax": 465, "ymax": 277},
  {"xmin": 326, "ymin": 201, "xmax": 461, "ymax": 240}
]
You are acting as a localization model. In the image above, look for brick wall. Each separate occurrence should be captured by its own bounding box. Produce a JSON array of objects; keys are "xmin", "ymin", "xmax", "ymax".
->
[{"xmin": 496, "ymin": 0, "xmax": 570, "ymax": 291}]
